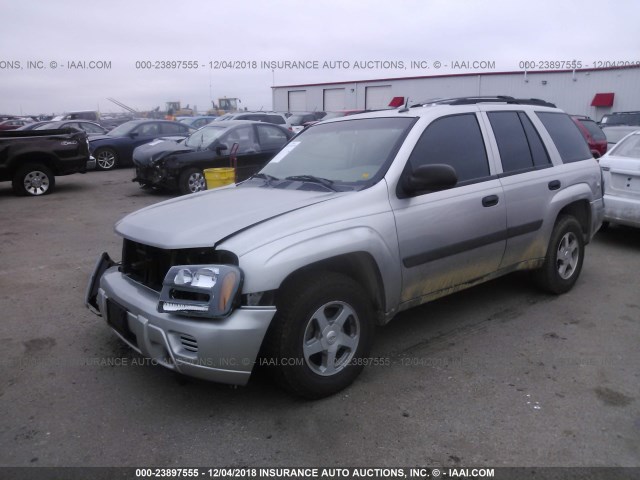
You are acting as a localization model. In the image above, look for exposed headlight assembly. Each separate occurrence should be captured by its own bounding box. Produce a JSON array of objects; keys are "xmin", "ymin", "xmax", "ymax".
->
[{"xmin": 158, "ymin": 265, "xmax": 243, "ymax": 318}]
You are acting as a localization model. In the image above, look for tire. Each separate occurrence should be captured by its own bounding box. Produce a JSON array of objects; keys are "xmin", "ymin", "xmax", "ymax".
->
[
  {"xmin": 264, "ymin": 272, "xmax": 375, "ymax": 399},
  {"xmin": 12, "ymin": 164, "xmax": 55, "ymax": 196},
  {"xmin": 94, "ymin": 147, "xmax": 118, "ymax": 171},
  {"xmin": 533, "ymin": 215, "xmax": 585, "ymax": 294},
  {"xmin": 179, "ymin": 168, "xmax": 206, "ymax": 194}
]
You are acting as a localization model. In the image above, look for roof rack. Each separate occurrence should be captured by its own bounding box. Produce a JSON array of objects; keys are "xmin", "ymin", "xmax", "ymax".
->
[{"xmin": 411, "ymin": 96, "xmax": 557, "ymax": 108}]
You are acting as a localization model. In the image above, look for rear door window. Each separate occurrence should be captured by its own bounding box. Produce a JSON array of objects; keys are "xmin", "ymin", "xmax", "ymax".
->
[
  {"xmin": 136, "ymin": 123, "xmax": 160, "ymax": 136},
  {"xmin": 266, "ymin": 114, "xmax": 286, "ymax": 125},
  {"xmin": 161, "ymin": 122, "xmax": 188, "ymax": 135},
  {"xmin": 256, "ymin": 124, "xmax": 288, "ymax": 150},
  {"xmin": 488, "ymin": 111, "xmax": 550, "ymax": 174},
  {"xmin": 536, "ymin": 112, "xmax": 591, "ymax": 163}
]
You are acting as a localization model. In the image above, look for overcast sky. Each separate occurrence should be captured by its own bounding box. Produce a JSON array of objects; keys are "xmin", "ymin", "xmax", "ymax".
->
[{"xmin": 2, "ymin": 0, "xmax": 639, "ymax": 115}]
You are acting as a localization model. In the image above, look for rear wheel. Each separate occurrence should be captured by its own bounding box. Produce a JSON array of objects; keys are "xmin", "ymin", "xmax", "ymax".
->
[
  {"xmin": 179, "ymin": 168, "xmax": 206, "ymax": 194},
  {"xmin": 12, "ymin": 164, "xmax": 55, "ymax": 196},
  {"xmin": 264, "ymin": 272, "xmax": 375, "ymax": 399},
  {"xmin": 94, "ymin": 147, "xmax": 118, "ymax": 171},
  {"xmin": 533, "ymin": 215, "xmax": 584, "ymax": 294}
]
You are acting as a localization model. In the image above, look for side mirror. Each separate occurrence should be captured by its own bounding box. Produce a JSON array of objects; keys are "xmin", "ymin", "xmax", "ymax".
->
[
  {"xmin": 129, "ymin": 132, "xmax": 139, "ymax": 138},
  {"xmin": 215, "ymin": 143, "xmax": 229, "ymax": 155},
  {"xmin": 404, "ymin": 164, "xmax": 458, "ymax": 195}
]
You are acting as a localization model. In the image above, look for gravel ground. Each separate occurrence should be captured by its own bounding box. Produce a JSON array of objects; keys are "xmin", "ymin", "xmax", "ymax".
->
[{"xmin": 1, "ymin": 168, "xmax": 639, "ymax": 468}]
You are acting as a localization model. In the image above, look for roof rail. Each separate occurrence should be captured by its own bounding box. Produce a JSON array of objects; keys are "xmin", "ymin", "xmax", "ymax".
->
[{"xmin": 411, "ymin": 96, "xmax": 557, "ymax": 108}]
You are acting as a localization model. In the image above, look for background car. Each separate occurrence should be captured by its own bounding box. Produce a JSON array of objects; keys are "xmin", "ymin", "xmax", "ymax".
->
[
  {"xmin": 214, "ymin": 111, "xmax": 289, "ymax": 127},
  {"xmin": 571, "ymin": 115, "xmax": 607, "ymax": 158},
  {"xmin": 599, "ymin": 130, "xmax": 640, "ymax": 229},
  {"xmin": 179, "ymin": 115, "xmax": 218, "ymax": 129},
  {"xmin": 54, "ymin": 110, "xmax": 100, "ymax": 122},
  {"xmin": 287, "ymin": 112, "xmax": 326, "ymax": 133},
  {"xmin": 34, "ymin": 120, "xmax": 108, "ymax": 136},
  {"xmin": 599, "ymin": 111, "xmax": 640, "ymax": 128},
  {"xmin": 15, "ymin": 121, "xmax": 54, "ymax": 131},
  {"xmin": 602, "ymin": 126, "xmax": 640, "ymax": 149},
  {"xmin": 292, "ymin": 110, "xmax": 369, "ymax": 135},
  {"xmin": 0, "ymin": 118, "xmax": 33, "ymax": 130},
  {"xmin": 99, "ymin": 115, "xmax": 139, "ymax": 131},
  {"xmin": 320, "ymin": 110, "xmax": 368, "ymax": 121},
  {"xmin": 89, "ymin": 120, "xmax": 196, "ymax": 171},
  {"xmin": 132, "ymin": 120, "xmax": 294, "ymax": 194}
]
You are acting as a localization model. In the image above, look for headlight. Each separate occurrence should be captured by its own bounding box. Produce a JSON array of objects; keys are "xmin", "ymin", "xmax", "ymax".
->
[{"xmin": 158, "ymin": 265, "xmax": 242, "ymax": 318}]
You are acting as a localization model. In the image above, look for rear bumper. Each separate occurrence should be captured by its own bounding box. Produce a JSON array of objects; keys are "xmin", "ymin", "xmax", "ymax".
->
[
  {"xmin": 89, "ymin": 265, "xmax": 275, "ymax": 385},
  {"xmin": 604, "ymin": 193, "xmax": 640, "ymax": 228}
]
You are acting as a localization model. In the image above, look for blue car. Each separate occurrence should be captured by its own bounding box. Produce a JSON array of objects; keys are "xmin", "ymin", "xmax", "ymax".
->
[{"xmin": 89, "ymin": 119, "xmax": 196, "ymax": 170}]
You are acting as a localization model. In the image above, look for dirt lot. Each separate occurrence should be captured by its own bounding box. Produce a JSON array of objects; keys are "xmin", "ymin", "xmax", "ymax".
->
[{"xmin": 1, "ymin": 169, "xmax": 639, "ymax": 468}]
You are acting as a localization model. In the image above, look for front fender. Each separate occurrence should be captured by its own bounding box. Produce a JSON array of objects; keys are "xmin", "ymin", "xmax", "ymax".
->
[{"xmin": 236, "ymin": 215, "xmax": 402, "ymax": 316}]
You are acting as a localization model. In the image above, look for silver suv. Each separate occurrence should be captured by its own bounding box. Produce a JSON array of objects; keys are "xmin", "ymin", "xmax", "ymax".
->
[{"xmin": 87, "ymin": 96, "xmax": 604, "ymax": 398}]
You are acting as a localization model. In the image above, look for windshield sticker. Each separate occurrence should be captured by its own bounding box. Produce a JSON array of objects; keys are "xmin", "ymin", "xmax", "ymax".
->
[{"xmin": 269, "ymin": 141, "xmax": 300, "ymax": 163}]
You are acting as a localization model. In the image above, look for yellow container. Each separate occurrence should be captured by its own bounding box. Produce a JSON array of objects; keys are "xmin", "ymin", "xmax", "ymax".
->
[{"xmin": 204, "ymin": 167, "xmax": 235, "ymax": 189}]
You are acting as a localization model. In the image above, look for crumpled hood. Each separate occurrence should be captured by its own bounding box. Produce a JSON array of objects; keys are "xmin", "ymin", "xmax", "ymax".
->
[
  {"xmin": 133, "ymin": 139, "xmax": 192, "ymax": 166},
  {"xmin": 115, "ymin": 184, "xmax": 341, "ymax": 249}
]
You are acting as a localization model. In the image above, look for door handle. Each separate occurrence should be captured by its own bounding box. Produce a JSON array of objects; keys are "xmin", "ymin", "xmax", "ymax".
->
[
  {"xmin": 482, "ymin": 195, "xmax": 499, "ymax": 207},
  {"xmin": 548, "ymin": 180, "xmax": 561, "ymax": 190}
]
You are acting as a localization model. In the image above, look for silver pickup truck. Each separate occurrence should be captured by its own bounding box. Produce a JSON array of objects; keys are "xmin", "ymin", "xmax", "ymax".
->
[{"xmin": 87, "ymin": 97, "xmax": 604, "ymax": 398}]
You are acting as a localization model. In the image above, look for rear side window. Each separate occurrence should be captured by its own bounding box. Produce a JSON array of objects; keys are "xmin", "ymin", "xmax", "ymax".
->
[
  {"xmin": 243, "ymin": 114, "xmax": 265, "ymax": 122},
  {"xmin": 409, "ymin": 113, "xmax": 490, "ymax": 184},
  {"xmin": 488, "ymin": 111, "xmax": 550, "ymax": 174},
  {"xmin": 266, "ymin": 115, "xmax": 285, "ymax": 125},
  {"xmin": 536, "ymin": 112, "xmax": 591, "ymax": 163}
]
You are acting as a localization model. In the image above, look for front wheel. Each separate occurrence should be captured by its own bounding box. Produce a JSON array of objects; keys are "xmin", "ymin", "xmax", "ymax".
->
[
  {"xmin": 94, "ymin": 147, "xmax": 118, "ymax": 171},
  {"xmin": 178, "ymin": 168, "xmax": 206, "ymax": 194},
  {"xmin": 533, "ymin": 215, "xmax": 585, "ymax": 294},
  {"xmin": 264, "ymin": 272, "xmax": 375, "ymax": 399},
  {"xmin": 12, "ymin": 164, "xmax": 55, "ymax": 196}
]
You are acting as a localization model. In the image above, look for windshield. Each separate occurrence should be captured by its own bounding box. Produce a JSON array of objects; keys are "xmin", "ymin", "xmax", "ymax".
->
[
  {"xmin": 260, "ymin": 117, "xmax": 415, "ymax": 190},
  {"xmin": 610, "ymin": 133, "xmax": 640, "ymax": 159},
  {"xmin": 184, "ymin": 125, "xmax": 227, "ymax": 149},
  {"xmin": 107, "ymin": 121, "xmax": 137, "ymax": 136}
]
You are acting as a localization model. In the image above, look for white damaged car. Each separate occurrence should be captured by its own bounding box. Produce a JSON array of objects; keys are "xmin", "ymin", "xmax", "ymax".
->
[{"xmin": 600, "ymin": 129, "xmax": 640, "ymax": 229}]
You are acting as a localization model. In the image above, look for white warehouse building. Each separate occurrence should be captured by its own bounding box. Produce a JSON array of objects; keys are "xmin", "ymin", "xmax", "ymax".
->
[{"xmin": 272, "ymin": 66, "xmax": 640, "ymax": 120}]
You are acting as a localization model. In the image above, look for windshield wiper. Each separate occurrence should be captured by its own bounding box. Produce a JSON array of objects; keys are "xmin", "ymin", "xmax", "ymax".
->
[
  {"xmin": 285, "ymin": 175, "xmax": 338, "ymax": 191},
  {"xmin": 249, "ymin": 172, "xmax": 280, "ymax": 184}
]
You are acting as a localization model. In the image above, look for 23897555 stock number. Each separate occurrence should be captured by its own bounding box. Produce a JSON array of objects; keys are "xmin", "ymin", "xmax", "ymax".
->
[
  {"xmin": 135, "ymin": 61, "xmax": 200, "ymax": 69},
  {"xmin": 134, "ymin": 60, "xmax": 259, "ymax": 69},
  {"xmin": 136, "ymin": 468, "xmax": 200, "ymax": 477},
  {"xmin": 136, "ymin": 468, "xmax": 263, "ymax": 477}
]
